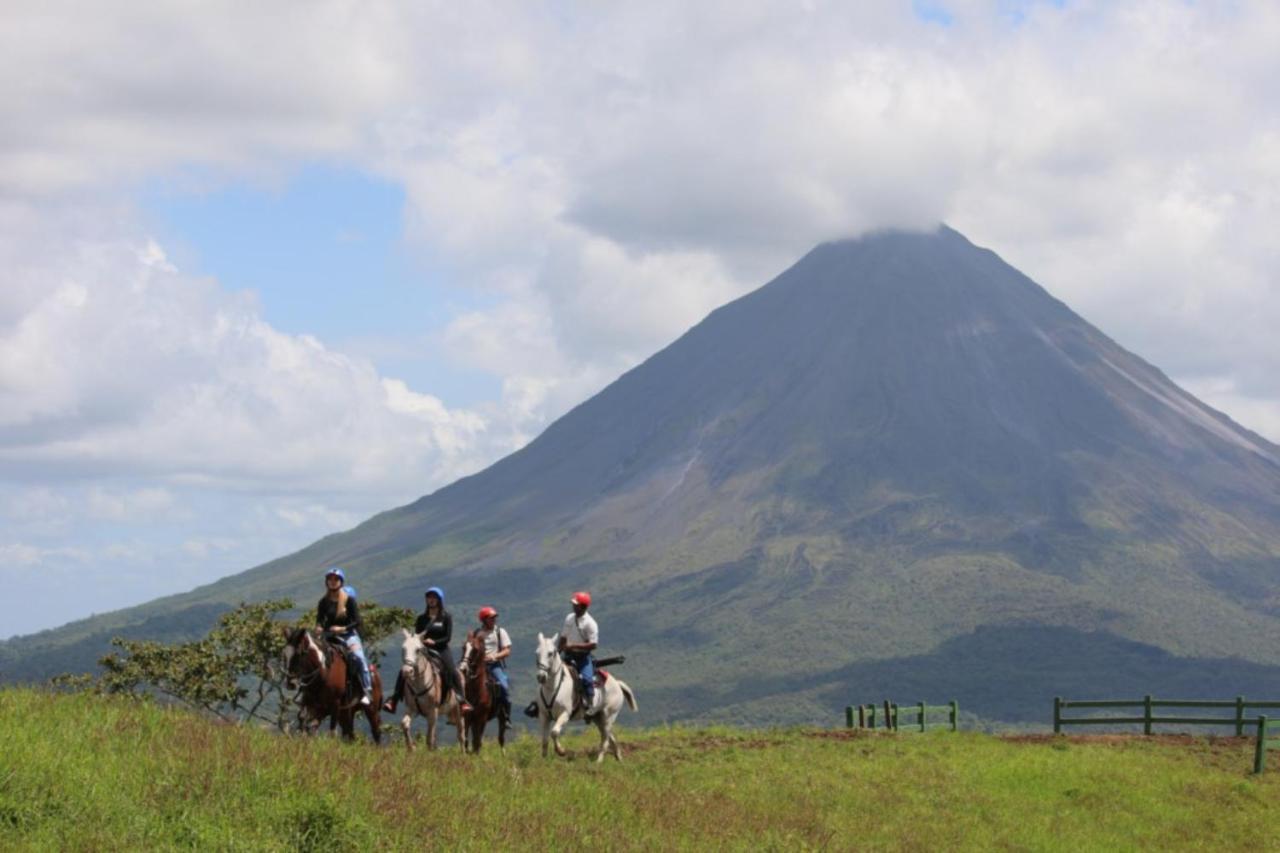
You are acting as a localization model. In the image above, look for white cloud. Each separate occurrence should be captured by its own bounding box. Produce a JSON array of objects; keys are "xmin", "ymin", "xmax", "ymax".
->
[{"xmin": 3, "ymin": 1, "xmax": 1280, "ymax": 635}]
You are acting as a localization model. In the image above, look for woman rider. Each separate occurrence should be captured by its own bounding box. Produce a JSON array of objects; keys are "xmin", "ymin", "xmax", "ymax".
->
[
  {"xmin": 382, "ymin": 586, "xmax": 471, "ymax": 714},
  {"xmin": 314, "ymin": 567, "xmax": 373, "ymax": 706}
]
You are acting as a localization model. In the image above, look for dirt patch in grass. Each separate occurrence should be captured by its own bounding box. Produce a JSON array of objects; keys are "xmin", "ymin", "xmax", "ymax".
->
[{"xmin": 1000, "ymin": 733, "xmax": 1252, "ymax": 751}]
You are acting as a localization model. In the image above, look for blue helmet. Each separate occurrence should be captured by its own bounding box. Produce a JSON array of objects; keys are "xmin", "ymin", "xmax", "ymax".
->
[
  {"xmin": 325, "ymin": 567, "xmax": 346, "ymax": 582},
  {"xmin": 425, "ymin": 586, "xmax": 445, "ymax": 605}
]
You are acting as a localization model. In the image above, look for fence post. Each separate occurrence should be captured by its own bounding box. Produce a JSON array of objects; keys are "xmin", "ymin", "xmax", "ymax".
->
[
  {"xmin": 867, "ymin": 704, "xmax": 876, "ymax": 728},
  {"xmin": 1236, "ymin": 696, "xmax": 1245, "ymax": 737},
  {"xmin": 1255, "ymin": 715, "xmax": 1268, "ymax": 774},
  {"xmin": 891, "ymin": 703, "xmax": 900, "ymax": 732},
  {"xmin": 1144, "ymin": 694, "xmax": 1153, "ymax": 736},
  {"xmin": 846, "ymin": 705, "xmax": 855, "ymax": 729},
  {"xmin": 919, "ymin": 701, "xmax": 927, "ymax": 733},
  {"xmin": 949, "ymin": 700, "xmax": 958, "ymax": 732},
  {"xmin": 1053, "ymin": 697, "xmax": 1062, "ymax": 734},
  {"xmin": 884, "ymin": 700, "xmax": 893, "ymax": 731}
]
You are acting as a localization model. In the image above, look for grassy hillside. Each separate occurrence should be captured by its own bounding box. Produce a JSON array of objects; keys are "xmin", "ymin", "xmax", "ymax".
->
[{"xmin": 2, "ymin": 690, "xmax": 1278, "ymax": 850}]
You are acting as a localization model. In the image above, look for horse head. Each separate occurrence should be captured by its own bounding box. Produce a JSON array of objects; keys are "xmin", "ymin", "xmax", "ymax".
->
[
  {"xmin": 535, "ymin": 632, "xmax": 559, "ymax": 685},
  {"xmin": 282, "ymin": 626, "xmax": 324, "ymax": 688},
  {"xmin": 399, "ymin": 628, "xmax": 424, "ymax": 670}
]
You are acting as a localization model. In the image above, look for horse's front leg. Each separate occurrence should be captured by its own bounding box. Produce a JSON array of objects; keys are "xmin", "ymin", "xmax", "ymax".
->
[
  {"xmin": 550, "ymin": 709, "xmax": 572, "ymax": 757},
  {"xmin": 400, "ymin": 711, "xmax": 413, "ymax": 751}
]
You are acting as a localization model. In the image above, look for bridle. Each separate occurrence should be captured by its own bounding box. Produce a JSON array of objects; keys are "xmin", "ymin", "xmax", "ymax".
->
[
  {"xmin": 402, "ymin": 639, "xmax": 438, "ymax": 703},
  {"xmin": 537, "ymin": 641, "xmax": 567, "ymax": 712},
  {"xmin": 286, "ymin": 631, "xmax": 325, "ymax": 690}
]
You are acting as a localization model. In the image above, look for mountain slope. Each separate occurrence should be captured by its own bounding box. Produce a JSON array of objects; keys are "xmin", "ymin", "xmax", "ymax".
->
[{"xmin": 7, "ymin": 226, "xmax": 1280, "ymax": 723}]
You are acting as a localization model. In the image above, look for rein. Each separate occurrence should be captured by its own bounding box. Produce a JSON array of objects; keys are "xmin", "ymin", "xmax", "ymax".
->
[
  {"xmin": 537, "ymin": 650, "xmax": 567, "ymax": 712},
  {"xmin": 404, "ymin": 648, "xmax": 437, "ymax": 702}
]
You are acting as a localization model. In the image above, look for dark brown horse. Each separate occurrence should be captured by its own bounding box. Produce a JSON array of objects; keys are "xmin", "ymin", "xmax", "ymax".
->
[
  {"xmin": 460, "ymin": 629, "xmax": 507, "ymax": 753},
  {"xmin": 282, "ymin": 627, "xmax": 383, "ymax": 743}
]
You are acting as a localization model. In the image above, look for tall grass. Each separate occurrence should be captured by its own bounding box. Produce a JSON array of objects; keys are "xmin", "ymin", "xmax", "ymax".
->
[{"xmin": 2, "ymin": 689, "xmax": 1277, "ymax": 850}]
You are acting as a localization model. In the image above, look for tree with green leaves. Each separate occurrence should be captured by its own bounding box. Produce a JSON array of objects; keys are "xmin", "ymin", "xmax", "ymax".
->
[{"xmin": 53, "ymin": 598, "xmax": 414, "ymax": 731}]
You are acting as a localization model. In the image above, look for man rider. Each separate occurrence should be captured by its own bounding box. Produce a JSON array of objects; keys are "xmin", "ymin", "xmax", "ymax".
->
[
  {"xmin": 477, "ymin": 606, "xmax": 512, "ymax": 721},
  {"xmin": 556, "ymin": 590, "xmax": 599, "ymax": 718}
]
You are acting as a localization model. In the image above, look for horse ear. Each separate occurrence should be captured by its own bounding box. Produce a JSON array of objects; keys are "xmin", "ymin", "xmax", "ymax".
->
[
  {"xmin": 280, "ymin": 626, "xmax": 290, "ymax": 639},
  {"xmin": 402, "ymin": 627, "xmax": 410, "ymax": 639},
  {"xmin": 537, "ymin": 631, "xmax": 545, "ymax": 643}
]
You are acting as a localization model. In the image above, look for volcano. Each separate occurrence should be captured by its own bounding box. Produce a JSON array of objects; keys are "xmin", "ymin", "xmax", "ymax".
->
[{"xmin": 8, "ymin": 226, "xmax": 1280, "ymax": 723}]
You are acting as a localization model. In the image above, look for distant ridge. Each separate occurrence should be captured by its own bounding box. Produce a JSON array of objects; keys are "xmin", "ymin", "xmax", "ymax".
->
[{"xmin": 7, "ymin": 225, "xmax": 1280, "ymax": 723}]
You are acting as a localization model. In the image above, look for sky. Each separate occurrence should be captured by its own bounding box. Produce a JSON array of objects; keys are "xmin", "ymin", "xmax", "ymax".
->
[{"xmin": 2, "ymin": 1, "xmax": 1278, "ymax": 638}]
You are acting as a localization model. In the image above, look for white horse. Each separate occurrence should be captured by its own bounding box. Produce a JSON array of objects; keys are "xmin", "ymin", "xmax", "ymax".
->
[
  {"xmin": 394, "ymin": 629, "xmax": 463, "ymax": 751},
  {"xmin": 534, "ymin": 632, "xmax": 637, "ymax": 762}
]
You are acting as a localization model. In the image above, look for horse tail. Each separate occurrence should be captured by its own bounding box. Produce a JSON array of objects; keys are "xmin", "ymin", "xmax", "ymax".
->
[{"xmin": 617, "ymin": 679, "xmax": 638, "ymax": 712}]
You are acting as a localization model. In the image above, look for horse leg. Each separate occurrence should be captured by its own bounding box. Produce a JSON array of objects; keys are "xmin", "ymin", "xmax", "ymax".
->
[
  {"xmin": 365, "ymin": 704, "xmax": 381, "ymax": 745},
  {"xmin": 401, "ymin": 711, "xmax": 413, "ymax": 751},
  {"xmin": 593, "ymin": 715, "xmax": 610, "ymax": 763},
  {"xmin": 550, "ymin": 709, "xmax": 572, "ymax": 757},
  {"xmin": 341, "ymin": 709, "xmax": 356, "ymax": 741}
]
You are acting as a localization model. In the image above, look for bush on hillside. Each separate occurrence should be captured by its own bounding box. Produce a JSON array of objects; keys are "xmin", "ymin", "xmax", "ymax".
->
[{"xmin": 50, "ymin": 598, "xmax": 413, "ymax": 731}]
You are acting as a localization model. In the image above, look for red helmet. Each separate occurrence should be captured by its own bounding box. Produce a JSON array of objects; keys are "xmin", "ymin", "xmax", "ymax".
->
[
  {"xmin": 571, "ymin": 591, "xmax": 591, "ymax": 608},
  {"xmin": 478, "ymin": 606, "xmax": 498, "ymax": 621}
]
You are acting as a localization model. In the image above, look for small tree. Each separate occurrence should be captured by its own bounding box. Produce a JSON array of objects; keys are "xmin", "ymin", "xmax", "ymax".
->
[{"xmin": 53, "ymin": 598, "xmax": 414, "ymax": 731}]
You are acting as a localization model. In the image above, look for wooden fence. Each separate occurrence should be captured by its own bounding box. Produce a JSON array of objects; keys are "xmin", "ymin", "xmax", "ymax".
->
[
  {"xmin": 1054, "ymin": 695, "xmax": 1280, "ymax": 736},
  {"xmin": 1254, "ymin": 716, "xmax": 1280, "ymax": 774},
  {"xmin": 845, "ymin": 700, "xmax": 958, "ymax": 733}
]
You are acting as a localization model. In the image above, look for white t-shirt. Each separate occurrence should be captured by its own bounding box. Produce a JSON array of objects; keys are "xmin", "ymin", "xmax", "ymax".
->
[
  {"xmin": 559, "ymin": 611, "xmax": 598, "ymax": 647},
  {"xmin": 482, "ymin": 626, "xmax": 511, "ymax": 660}
]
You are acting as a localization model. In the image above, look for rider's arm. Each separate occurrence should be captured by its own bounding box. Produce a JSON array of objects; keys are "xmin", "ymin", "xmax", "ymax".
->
[
  {"xmin": 489, "ymin": 629, "xmax": 512, "ymax": 662},
  {"xmin": 345, "ymin": 596, "xmax": 362, "ymax": 635}
]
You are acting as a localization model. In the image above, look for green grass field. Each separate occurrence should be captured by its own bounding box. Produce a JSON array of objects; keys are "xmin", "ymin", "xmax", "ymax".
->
[{"xmin": 2, "ymin": 689, "xmax": 1277, "ymax": 851}]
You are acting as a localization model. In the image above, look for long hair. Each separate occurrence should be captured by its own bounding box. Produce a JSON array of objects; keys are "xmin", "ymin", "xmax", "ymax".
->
[{"xmin": 336, "ymin": 587, "xmax": 349, "ymax": 619}]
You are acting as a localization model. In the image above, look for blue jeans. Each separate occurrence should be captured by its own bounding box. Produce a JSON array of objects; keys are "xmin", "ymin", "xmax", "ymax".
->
[
  {"xmin": 565, "ymin": 652, "xmax": 594, "ymax": 706},
  {"xmin": 341, "ymin": 634, "xmax": 372, "ymax": 695},
  {"xmin": 487, "ymin": 663, "xmax": 510, "ymax": 706}
]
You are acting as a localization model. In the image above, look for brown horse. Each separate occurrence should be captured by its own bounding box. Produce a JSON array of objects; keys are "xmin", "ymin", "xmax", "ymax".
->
[
  {"xmin": 460, "ymin": 629, "xmax": 507, "ymax": 753},
  {"xmin": 282, "ymin": 627, "xmax": 383, "ymax": 743}
]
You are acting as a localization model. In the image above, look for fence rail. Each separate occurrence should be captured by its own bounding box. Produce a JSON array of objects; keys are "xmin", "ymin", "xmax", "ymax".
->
[
  {"xmin": 845, "ymin": 700, "xmax": 958, "ymax": 733},
  {"xmin": 1054, "ymin": 695, "xmax": 1280, "ymax": 736}
]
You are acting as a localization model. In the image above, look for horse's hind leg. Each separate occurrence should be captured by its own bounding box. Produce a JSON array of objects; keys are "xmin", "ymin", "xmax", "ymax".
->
[
  {"xmin": 594, "ymin": 718, "xmax": 609, "ymax": 763},
  {"xmin": 608, "ymin": 724, "xmax": 622, "ymax": 762},
  {"xmin": 365, "ymin": 706, "xmax": 382, "ymax": 745}
]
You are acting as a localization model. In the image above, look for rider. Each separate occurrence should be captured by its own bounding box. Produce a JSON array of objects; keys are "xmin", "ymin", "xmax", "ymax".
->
[
  {"xmin": 556, "ymin": 591, "xmax": 599, "ymax": 718},
  {"xmin": 382, "ymin": 586, "xmax": 471, "ymax": 715},
  {"xmin": 314, "ymin": 567, "xmax": 373, "ymax": 706},
  {"xmin": 476, "ymin": 606, "xmax": 512, "ymax": 721}
]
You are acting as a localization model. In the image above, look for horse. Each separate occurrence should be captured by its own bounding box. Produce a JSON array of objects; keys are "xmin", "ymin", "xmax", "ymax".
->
[
  {"xmin": 459, "ymin": 629, "xmax": 508, "ymax": 754},
  {"xmin": 534, "ymin": 632, "xmax": 637, "ymax": 762},
  {"xmin": 282, "ymin": 626, "xmax": 383, "ymax": 744},
  {"xmin": 392, "ymin": 629, "xmax": 463, "ymax": 751}
]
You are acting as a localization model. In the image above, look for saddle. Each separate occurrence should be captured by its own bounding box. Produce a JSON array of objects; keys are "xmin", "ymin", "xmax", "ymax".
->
[
  {"xmin": 323, "ymin": 635, "xmax": 374, "ymax": 704},
  {"xmin": 419, "ymin": 647, "xmax": 454, "ymax": 702}
]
